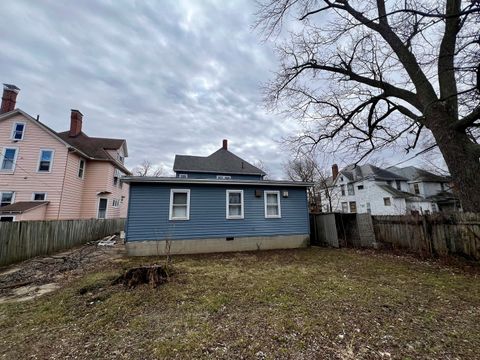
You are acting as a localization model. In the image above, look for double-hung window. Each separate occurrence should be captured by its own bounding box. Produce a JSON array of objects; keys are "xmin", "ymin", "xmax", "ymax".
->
[
  {"xmin": 226, "ymin": 190, "xmax": 243, "ymax": 219},
  {"xmin": 0, "ymin": 192, "xmax": 14, "ymax": 207},
  {"xmin": 78, "ymin": 159, "xmax": 85, "ymax": 178},
  {"xmin": 169, "ymin": 189, "xmax": 190, "ymax": 220},
  {"xmin": 264, "ymin": 190, "xmax": 281, "ymax": 218},
  {"xmin": 347, "ymin": 183, "xmax": 355, "ymax": 195},
  {"xmin": 38, "ymin": 149, "xmax": 54, "ymax": 172},
  {"xmin": 11, "ymin": 122, "xmax": 25, "ymax": 140},
  {"xmin": 1, "ymin": 147, "xmax": 18, "ymax": 172}
]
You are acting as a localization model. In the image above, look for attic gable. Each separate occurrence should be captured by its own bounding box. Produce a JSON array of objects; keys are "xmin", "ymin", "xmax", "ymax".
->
[{"xmin": 173, "ymin": 142, "xmax": 266, "ymax": 176}]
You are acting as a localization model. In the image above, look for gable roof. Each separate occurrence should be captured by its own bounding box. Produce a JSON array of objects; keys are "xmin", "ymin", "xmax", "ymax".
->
[
  {"xmin": 173, "ymin": 147, "xmax": 266, "ymax": 176},
  {"xmin": 0, "ymin": 109, "xmax": 131, "ymax": 175},
  {"xmin": 387, "ymin": 166, "xmax": 449, "ymax": 183}
]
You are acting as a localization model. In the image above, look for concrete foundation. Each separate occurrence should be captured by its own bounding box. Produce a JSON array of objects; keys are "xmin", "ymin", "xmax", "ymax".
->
[{"xmin": 126, "ymin": 234, "xmax": 310, "ymax": 256}]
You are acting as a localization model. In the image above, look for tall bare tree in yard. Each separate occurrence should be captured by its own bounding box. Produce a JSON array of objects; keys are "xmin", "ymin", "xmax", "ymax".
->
[
  {"xmin": 133, "ymin": 160, "xmax": 163, "ymax": 177},
  {"xmin": 256, "ymin": 0, "xmax": 480, "ymax": 211},
  {"xmin": 285, "ymin": 153, "xmax": 334, "ymax": 211}
]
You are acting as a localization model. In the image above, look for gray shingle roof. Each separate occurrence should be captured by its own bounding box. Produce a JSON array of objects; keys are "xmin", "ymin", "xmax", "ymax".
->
[
  {"xmin": 173, "ymin": 148, "xmax": 266, "ymax": 176},
  {"xmin": 0, "ymin": 201, "xmax": 48, "ymax": 214},
  {"xmin": 387, "ymin": 166, "xmax": 449, "ymax": 182},
  {"xmin": 340, "ymin": 164, "xmax": 407, "ymax": 182},
  {"xmin": 378, "ymin": 185, "xmax": 417, "ymax": 198}
]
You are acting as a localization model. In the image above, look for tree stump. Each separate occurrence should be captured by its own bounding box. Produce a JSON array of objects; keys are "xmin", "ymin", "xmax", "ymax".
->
[{"xmin": 113, "ymin": 265, "xmax": 169, "ymax": 288}]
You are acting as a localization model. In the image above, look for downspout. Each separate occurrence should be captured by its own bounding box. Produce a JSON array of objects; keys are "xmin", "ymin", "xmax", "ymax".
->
[{"xmin": 57, "ymin": 149, "xmax": 70, "ymax": 220}]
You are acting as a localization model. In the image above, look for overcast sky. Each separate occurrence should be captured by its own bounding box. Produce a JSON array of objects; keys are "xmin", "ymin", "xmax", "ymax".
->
[{"xmin": 0, "ymin": 1, "xmax": 436, "ymax": 178}]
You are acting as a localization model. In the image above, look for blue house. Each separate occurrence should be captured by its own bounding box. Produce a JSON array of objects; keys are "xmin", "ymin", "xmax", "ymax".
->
[{"xmin": 123, "ymin": 140, "xmax": 312, "ymax": 255}]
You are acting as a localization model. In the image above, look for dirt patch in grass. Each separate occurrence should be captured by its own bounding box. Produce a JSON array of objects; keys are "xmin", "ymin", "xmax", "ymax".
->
[
  {"xmin": 0, "ymin": 247, "xmax": 479, "ymax": 359},
  {"xmin": 0, "ymin": 237, "xmax": 125, "ymax": 303}
]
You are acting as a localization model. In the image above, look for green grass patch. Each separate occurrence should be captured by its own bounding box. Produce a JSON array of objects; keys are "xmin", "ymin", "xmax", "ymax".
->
[{"xmin": 1, "ymin": 248, "xmax": 479, "ymax": 359}]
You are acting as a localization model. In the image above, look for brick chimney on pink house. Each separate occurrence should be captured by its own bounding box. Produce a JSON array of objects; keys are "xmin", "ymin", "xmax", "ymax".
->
[
  {"xmin": 69, "ymin": 109, "xmax": 83, "ymax": 137},
  {"xmin": 1, "ymin": 84, "xmax": 20, "ymax": 114}
]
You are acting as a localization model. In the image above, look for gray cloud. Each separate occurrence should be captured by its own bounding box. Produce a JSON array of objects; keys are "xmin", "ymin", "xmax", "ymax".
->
[
  {"xmin": 1, "ymin": 0, "xmax": 431, "ymax": 179},
  {"xmin": 0, "ymin": 0, "xmax": 301, "ymax": 178}
]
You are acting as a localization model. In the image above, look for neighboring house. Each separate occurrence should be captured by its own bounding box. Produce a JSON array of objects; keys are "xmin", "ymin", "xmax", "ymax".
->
[
  {"xmin": 123, "ymin": 140, "xmax": 312, "ymax": 255},
  {"xmin": 0, "ymin": 84, "xmax": 130, "ymax": 221},
  {"xmin": 321, "ymin": 163, "xmax": 458, "ymax": 215}
]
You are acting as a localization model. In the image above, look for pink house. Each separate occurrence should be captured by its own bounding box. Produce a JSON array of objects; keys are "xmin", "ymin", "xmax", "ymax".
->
[{"xmin": 0, "ymin": 84, "xmax": 130, "ymax": 221}]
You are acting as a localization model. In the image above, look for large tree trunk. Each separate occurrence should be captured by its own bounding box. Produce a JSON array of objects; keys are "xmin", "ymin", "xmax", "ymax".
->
[{"xmin": 427, "ymin": 109, "xmax": 480, "ymax": 212}]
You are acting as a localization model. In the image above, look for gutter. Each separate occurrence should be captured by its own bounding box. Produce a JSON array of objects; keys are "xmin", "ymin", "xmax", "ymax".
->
[{"xmin": 121, "ymin": 176, "xmax": 313, "ymax": 187}]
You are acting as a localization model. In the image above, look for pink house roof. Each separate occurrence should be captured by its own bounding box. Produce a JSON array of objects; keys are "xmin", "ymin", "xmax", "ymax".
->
[
  {"xmin": 0, "ymin": 109, "xmax": 131, "ymax": 175},
  {"xmin": 0, "ymin": 201, "xmax": 49, "ymax": 214}
]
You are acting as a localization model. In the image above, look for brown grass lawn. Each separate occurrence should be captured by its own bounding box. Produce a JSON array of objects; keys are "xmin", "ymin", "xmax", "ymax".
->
[{"xmin": 0, "ymin": 247, "xmax": 479, "ymax": 359}]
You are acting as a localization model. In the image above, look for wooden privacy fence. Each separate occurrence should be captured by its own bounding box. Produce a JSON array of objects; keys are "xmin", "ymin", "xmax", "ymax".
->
[
  {"xmin": 311, "ymin": 212, "xmax": 480, "ymax": 260},
  {"xmin": 0, "ymin": 218, "xmax": 126, "ymax": 266},
  {"xmin": 372, "ymin": 213, "xmax": 480, "ymax": 260}
]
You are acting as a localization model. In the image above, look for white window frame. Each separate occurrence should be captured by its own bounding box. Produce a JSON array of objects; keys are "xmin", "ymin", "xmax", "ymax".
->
[
  {"xmin": 178, "ymin": 173, "xmax": 188, "ymax": 178},
  {"xmin": 226, "ymin": 189, "xmax": 244, "ymax": 219},
  {"xmin": 11, "ymin": 122, "xmax": 26, "ymax": 141},
  {"xmin": 0, "ymin": 191, "xmax": 15, "ymax": 207},
  {"xmin": 217, "ymin": 175, "xmax": 232, "ymax": 180},
  {"xmin": 97, "ymin": 197, "xmax": 108, "ymax": 219},
  {"xmin": 264, "ymin": 190, "xmax": 281, "ymax": 219},
  {"xmin": 169, "ymin": 189, "xmax": 190, "ymax": 221},
  {"xmin": 37, "ymin": 149, "xmax": 55, "ymax": 173},
  {"xmin": 0, "ymin": 215, "xmax": 15, "ymax": 222},
  {"xmin": 1, "ymin": 147, "xmax": 19, "ymax": 172},
  {"xmin": 383, "ymin": 197, "xmax": 391, "ymax": 206},
  {"xmin": 78, "ymin": 159, "xmax": 85, "ymax": 179},
  {"xmin": 32, "ymin": 192, "xmax": 47, "ymax": 201}
]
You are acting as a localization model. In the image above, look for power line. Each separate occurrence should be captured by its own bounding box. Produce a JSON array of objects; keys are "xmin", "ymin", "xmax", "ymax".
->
[{"xmin": 387, "ymin": 144, "xmax": 438, "ymax": 168}]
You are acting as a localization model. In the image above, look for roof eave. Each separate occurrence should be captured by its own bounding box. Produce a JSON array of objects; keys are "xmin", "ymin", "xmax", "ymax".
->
[{"xmin": 122, "ymin": 176, "xmax": 313, "ymax": 187}]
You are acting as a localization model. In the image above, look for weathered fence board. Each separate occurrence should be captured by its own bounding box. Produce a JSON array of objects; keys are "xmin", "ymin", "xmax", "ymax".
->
[
  {"xmin": 0, "ymin": 218, "xmax": 126, "ymax": 266},
  {"xmin": 310, "ymin": 213, "xmax": 339, "ymax": 247},
  {"xmin": 372, "ymin": 213, "xmax": 480, "ymax": 260}
]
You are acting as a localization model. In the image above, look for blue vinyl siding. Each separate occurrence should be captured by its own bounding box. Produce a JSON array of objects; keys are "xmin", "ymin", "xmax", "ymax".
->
[
  {"xmin": 176, "ymin": 172, "xmax": 263, "ymax": 180},
  {"xmin": 126, "ymin": 183, "xmax": 309, "ymax": 241}
]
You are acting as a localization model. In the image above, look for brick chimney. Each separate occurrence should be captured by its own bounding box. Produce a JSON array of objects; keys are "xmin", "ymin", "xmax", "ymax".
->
[
  {"xmin": 69, "ymin": 109, "xmax": 83, "ymax": 137},
  {"xmin": 222, "ymin": 139, "xmax": 228, "ymax": 150},
  {"xmin": 332, "ymin": 164, "xmax": 339, "ymax": 179},
  {"xmin": 1, "ymin": 84, "xmax": 20, "ymax": 114}
]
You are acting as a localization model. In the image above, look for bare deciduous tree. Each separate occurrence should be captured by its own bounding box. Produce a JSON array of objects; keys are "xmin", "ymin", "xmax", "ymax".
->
[
  {"xmin": 284, "ymin": 153, "xmax": 334, "ymax": 212},
  {"xmin": 133, "ymin": 160, "xmax": 163, "ymax": 177},
  {"xmin": 256, "ymin": 0, "xmax": 480, "ymax": 211}
]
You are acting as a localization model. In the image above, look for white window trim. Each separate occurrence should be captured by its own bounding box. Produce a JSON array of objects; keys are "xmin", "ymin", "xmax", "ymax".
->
[
  {"xmin": 217, "ymin": 175, "xmax": 232, "ymax": 180},
  {"xmin": 11, "ymin": 122, "xmax": 26, "ymax": 141},
  {"xmin": 264, "ymin": 190, "xmax": 281, "ymax": 219},
  {"xmin": 0, "ymin": 215, "xmax": 15, "ymax": 222},
  {"xmin": 0, "ymin": 191, "xmax": 15, "ymax": 206},
  {"xmin": 32, "ymin": 192, "xmax": 47, "ymax": 201},
  {"xmin": 0, "ymin": 147, "xmax": 19, "ymax": 172},
  {"xmin": 226, "ymin": 189, "xmax": 244, "ymax": 219},
  {"xmin": 169, "ymin": 189, "xmax": 190, "ymax": 221},
  {"xmin": 36, "ymin": 149, "xmax": 55, "ymax": 173},
  {"xmin": 178, "ymin": 173, "xmax": 188, "ymax": 178},
  {"xmin": 97, "ymin": 197, "xmax": 108, "ymax": 219},
  {"xmin": 78, "ymin": 159, "xmax": 85, "ymax": 179}
]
